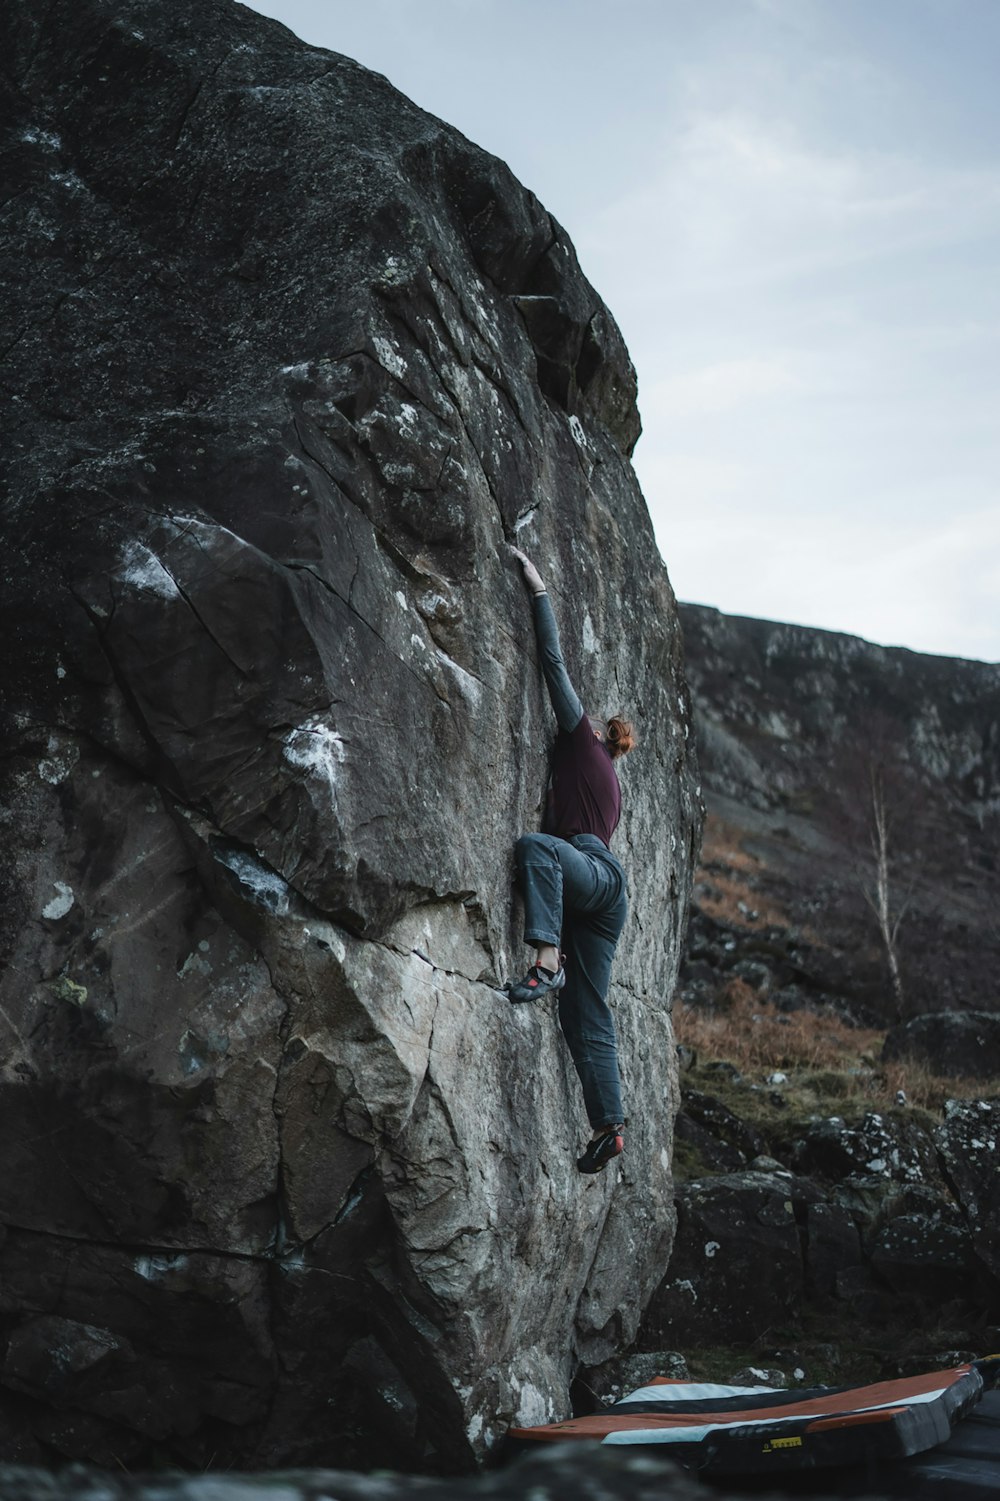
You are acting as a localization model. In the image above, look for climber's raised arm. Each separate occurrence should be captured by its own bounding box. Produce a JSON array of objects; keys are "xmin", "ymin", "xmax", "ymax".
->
[
  {"xmin": 505, "ymin": 543, "xmax": 630, "ymax": 1176},
  {"xmin": 509, "ymin": 546, "xmax": 584, "ymax": 734}
]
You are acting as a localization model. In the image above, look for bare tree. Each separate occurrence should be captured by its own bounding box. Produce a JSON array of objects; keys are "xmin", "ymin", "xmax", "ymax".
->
[
  {"xmin": 857, "ymin": 753, "xmax": 910, "ymax": 1017},
  {"xmin": 826, "ymin": 711, "xmax": 921, "ymax": 1021}
]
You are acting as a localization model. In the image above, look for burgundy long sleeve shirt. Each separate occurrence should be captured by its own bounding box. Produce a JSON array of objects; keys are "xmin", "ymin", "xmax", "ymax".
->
[{"xmin": 532, "ymin": 592, "xmax": 621, "ymax": 847}]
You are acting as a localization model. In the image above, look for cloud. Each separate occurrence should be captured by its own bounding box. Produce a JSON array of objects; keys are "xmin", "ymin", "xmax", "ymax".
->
[
  {"xmin": 749, "ymin": 0, "xmax": 822, "ymax": 20},
  {"xmin": 581, "ymin": 111, "xmax": 1000, "ymax": 301},
  {"xmin": 659, "ymin": 497, "xmax": 1000, "ymax": 662},
  {"xmin": 588, "ymin": 97, "xmax": 1000, "ymax": 664},
  {"xmin": 642, "ymin": 357, "xmax": 799, "ymax": 422}
]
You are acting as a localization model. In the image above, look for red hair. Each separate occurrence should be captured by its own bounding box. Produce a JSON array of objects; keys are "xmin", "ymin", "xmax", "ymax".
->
[{"xmin": 606, "ymin": 717, "xmax": 636, "ymax": 759}]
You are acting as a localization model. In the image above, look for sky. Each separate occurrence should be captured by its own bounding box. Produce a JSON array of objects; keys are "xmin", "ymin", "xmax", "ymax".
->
[{"xmin": 244, "ymin": 0, "xmax": 1000, "ymax": 662}]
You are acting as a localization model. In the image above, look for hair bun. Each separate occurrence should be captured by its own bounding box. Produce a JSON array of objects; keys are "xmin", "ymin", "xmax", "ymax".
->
[{"xmin": 606, "ymin": 717, "xmax": 636, "ymax": 759}]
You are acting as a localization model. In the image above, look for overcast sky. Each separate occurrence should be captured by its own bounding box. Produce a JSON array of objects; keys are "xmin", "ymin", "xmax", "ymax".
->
[{"xmin": 245, "ymin": 0, "xmax": 999, "ymax": 662}]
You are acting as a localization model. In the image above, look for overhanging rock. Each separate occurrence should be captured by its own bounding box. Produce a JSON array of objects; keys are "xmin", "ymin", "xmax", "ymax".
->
[{"xmin": 0, "ymin": 0, "xmax": 701, "ymax": 1470}]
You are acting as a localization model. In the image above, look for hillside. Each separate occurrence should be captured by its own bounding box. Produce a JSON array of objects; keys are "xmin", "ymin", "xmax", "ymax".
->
[{"xmin": 677, "ymin": 603, "xmax": 1000, "ymax": 1028}]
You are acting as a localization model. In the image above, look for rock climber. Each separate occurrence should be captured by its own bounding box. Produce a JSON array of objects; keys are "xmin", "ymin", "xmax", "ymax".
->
[{"xmin": 506, "ymin": 545, "xmax": 636, "ymax": 1174}]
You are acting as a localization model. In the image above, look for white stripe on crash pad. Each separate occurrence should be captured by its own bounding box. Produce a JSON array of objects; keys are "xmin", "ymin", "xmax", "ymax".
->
[
  {"xmin": 602, "ymin": 1387, "xmax": 950, "ymax": 1446},
  {"xmin": 619, "ymin": 1383, "xmax": 784, "ymax": 1405}
]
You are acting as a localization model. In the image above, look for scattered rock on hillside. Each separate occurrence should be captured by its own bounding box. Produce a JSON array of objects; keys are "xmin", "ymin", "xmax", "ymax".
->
[
  {"xmin": 639, "ymin": 1073, "xmax": 1000, "ymax": 1377},
  {"xmin": 674, "ymin": 1110, "xmax": 746, "ymax": 1174},
  {"xmin": 792, "ymin": 1111, "xmax": 940, "ymax": 1186},
  {"xmin": 727, "ymin": 1365, "xmax": 789, "ymax": 1388},
  {"xmin": 677, "ymin": 907, "xmax": 872, "ymax": 1029},
  {"xmin": 802, "ymin": 1201, "xmax": 866, "ymax": 1303},
  {"xmin": 674, "ymin": 1089, "xmax": 766, "ymax": 1173},
  {"xmin": 581, "ymin": 1349, "xmax": 689, "ymax": 1408},
  {"xmin": 883, "ymin": 1012, "xmax": 1000, "ymax": 1081}
]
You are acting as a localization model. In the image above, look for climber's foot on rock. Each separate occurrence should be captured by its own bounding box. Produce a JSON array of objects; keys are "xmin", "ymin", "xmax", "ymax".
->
[
  {"xmin": 577, "ymin": 1126, "xmax": 624, "ymax": 1174},
  {"xmin": 507, "ymin": 963, "xmax": 566, "ymax": 1004}
]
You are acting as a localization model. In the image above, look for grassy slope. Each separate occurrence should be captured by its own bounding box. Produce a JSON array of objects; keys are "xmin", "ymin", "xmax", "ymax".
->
[{"xmin": 666, "ymin": 816, "xmax": 1000, "ymax": 1389}]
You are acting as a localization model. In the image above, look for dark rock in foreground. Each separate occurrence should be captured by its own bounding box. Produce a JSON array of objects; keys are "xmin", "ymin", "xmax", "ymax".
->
[
  {"xmin": 0, "ymin": 1447, "xmax": 876, "ymax": 1501},
  {"xmin": 0, "ymin": 0, "xmax": 699, "ymax": 1470}
]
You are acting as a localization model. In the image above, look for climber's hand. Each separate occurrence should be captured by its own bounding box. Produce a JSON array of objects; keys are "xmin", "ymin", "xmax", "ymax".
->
[{"xmin": 509, "ymin": 545, "xmax": 546, "ymax": 597}]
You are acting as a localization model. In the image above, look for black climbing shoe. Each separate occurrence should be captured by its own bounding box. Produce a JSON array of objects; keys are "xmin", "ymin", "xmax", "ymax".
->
[
  {"xmin": 577, "ymin": 1126, "xmax": 624, "ymax": 1174},
  {"xmin": 506, "ymin": 963, "xmax": 566, "ymax": 1005}
]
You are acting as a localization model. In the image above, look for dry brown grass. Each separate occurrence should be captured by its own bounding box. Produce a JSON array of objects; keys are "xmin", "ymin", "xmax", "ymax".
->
[
  {"xmin": 677, "ymin": 978, "xmax": 882, "ymax": 1072},
  {"xmin": 877, "ymin": 1057, "xmax": 999, "ymax": 1113},
  {"xmin": 695, "ymin": 816, "xmax": 822, "ymax": 940},
  {"xmin": 695, "ymin": 865, "xmax": 792, "ymax": 932},
  {"xmin": 675, "ymin": 979, "xmax": 998, "ymax": 1113}
]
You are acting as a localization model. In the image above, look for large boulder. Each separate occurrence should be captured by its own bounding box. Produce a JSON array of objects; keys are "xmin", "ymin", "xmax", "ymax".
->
[
  {"xmin": 883, "ymin": 1012, "xmax": 1000, "ymax": 1081},
  {"xmin": 638, "ymin": 1171, "xmax": 821, "ymax": 1346},
  {"xmin": 0, "ymin": 0, "xmax": 700, "ymax": 1472}
]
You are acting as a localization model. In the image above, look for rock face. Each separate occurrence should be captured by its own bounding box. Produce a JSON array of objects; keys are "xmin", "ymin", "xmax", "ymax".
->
[
  {"xmin": 641, "ymin": 1171, "xmax": 815, "ymax": 1346},
  {"xmin": 0, "ymin": 0, "xmax": 699, "ymax": 1472},
  {"xmin": 681, "ymin": 606, "xmax": 1000, "ymax": 830}
]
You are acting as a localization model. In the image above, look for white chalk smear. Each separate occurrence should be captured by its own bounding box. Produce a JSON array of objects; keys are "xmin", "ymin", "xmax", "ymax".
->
[
  {"xmin": 283, "ymin": 719, "xmax": 346, "ymax": 789},
  {"xmin": 42, "ymin": 882, "xmax": 75, "ymax": 920},
  {"xmin": 119, "ymin": 540, "xmax": 179, "ymax": 598}
]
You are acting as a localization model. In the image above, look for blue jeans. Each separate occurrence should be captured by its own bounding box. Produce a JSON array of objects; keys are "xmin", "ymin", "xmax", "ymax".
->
[{"xmin": 514, "ymin": 832, "xmax": 628, "ymax": 1128}]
